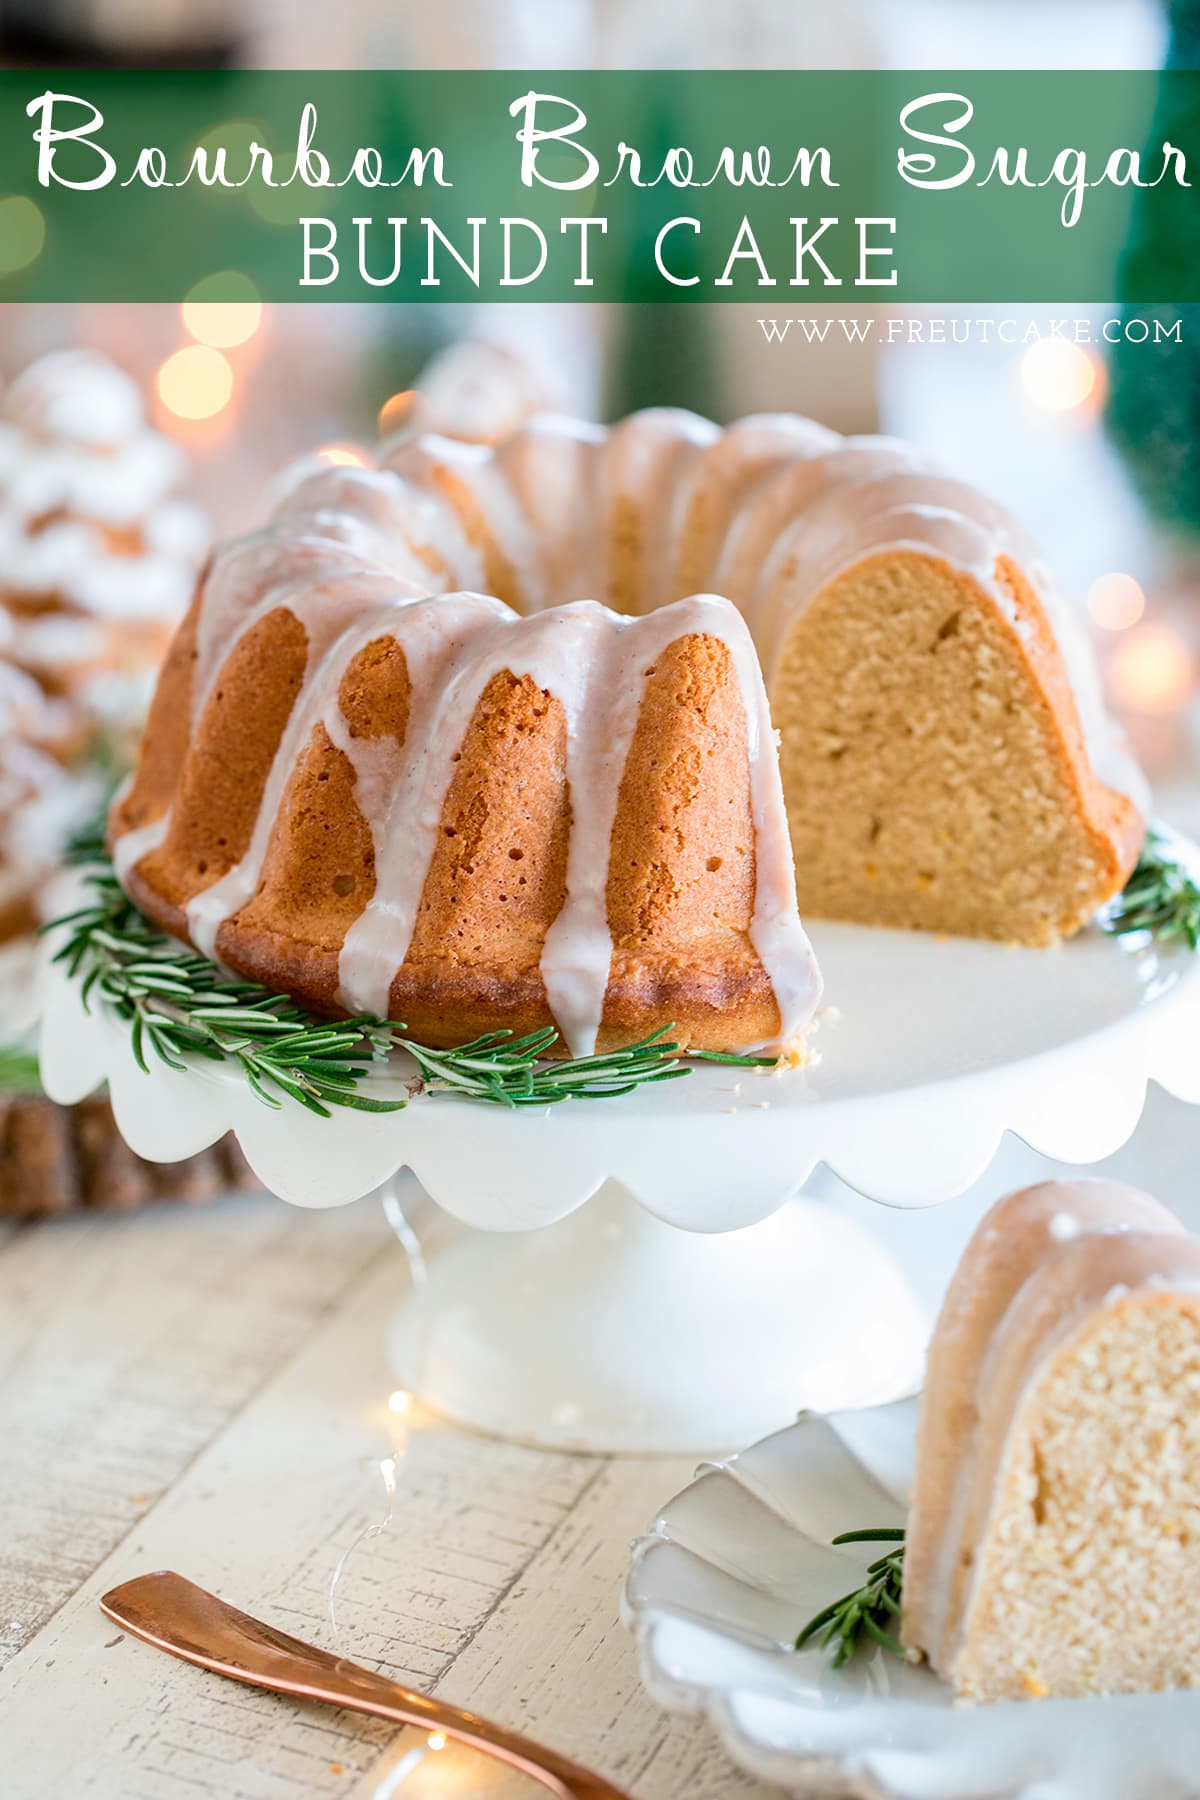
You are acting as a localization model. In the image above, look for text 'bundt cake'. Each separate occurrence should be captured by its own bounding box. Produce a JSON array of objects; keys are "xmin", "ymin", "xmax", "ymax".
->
[{"xmin": 109, "ymin": 406, "xmax": 1148, "ymax": 1054}]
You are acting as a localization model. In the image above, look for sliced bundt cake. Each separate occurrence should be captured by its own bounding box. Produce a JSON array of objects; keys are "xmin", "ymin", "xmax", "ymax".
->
[
  {"xmin": 903, "ymin": 1179, "xmax": 1200, "ymax": 1702},
  {"xmin": 110, "ymin": 405, "xmax": 1148, "ymax": 1057}
]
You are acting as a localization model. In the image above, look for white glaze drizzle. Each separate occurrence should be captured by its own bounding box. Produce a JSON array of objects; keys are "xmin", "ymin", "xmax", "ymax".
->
[
  {"xmin": 593, "ymin": 409, "xmax": 719, "ymax": 616},
  {"xmin": 112, "ymin": 808, "xmax": 169, "ymax": 885},
  {"xmin": 383, "ymin": 432, "xmax": 545, "ymax": 608},
  {"xmin": 184, "ymin": 573, "xmax": 425, "ymax": 961},
  {"xmin": 335, "ymin": 592, "xmax": 817, "ymax": 1055},
  {"xmin": 492, "ymin": 415, "xmax": 607, "ymax": 603},
  {"xmin": 333, "ymin": 591, "xmax": 516, "ymax": 1017},
  {"xmin": 254, "ymin": 412, "xmax": 1144, "ymax": 824},
  {"xmin": 267, "ymin": 461, "xmax": 485, "ymax": 593},
  {"xmin": 533, "ymin": 593, "xmax": 811, "ymax": 1057}
]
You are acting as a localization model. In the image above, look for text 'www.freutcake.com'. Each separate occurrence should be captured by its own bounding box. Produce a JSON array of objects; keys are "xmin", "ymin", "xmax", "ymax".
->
[{"xmin": 757, "ymin": 317, "xmax": 1184, "ymax": 346}]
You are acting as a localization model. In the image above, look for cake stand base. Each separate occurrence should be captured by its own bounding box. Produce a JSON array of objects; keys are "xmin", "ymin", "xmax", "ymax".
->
[{"xmin": 387, "ymin": 1179, "xmax": 929, "ymax": 1455}]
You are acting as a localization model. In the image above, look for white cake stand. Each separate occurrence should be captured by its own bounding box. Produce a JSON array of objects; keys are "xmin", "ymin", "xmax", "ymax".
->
[{"xmin": 38, "ymin": 873, "xmax": 1200, "ymax": 1455}]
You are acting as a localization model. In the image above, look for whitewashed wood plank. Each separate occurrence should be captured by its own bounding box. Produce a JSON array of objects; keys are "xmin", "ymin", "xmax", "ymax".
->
[
  {"xmin": 0, "ymin": 1256, "xmax": 609, "ymax": 1798},
  {"xmin": 0, "ymin": 1191, "xmax": 390, "ymax": 1667},
  {"xmin": 1, "ymin": 1205, "xmax": 786, "ymax": 1799},
  {"xmin": 354, "ymin": 1458, "xmax": 788, "ymax": 1800}
]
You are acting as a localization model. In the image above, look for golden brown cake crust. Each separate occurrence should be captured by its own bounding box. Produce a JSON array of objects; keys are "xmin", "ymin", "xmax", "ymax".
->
[
  {"xmin": 113, "ymin": 606, "xmax": 785, "ymax": 1054},
  {"xmin": 111, "ymin": 589, "xmax": 204, "ymax": 841}
]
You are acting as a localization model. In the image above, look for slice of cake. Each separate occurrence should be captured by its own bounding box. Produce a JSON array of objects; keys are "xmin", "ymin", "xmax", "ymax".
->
[
  {"xmin": 902, "ymin": 1179, "xmax": 1200, "ymax": 1701},
  {"xmin": 764, "ymin": 481, "xmax": 1148, "ymax": 946}
]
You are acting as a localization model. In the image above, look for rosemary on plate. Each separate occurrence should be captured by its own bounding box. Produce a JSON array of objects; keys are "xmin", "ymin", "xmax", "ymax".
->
[
  {"xmin": 795, "ymin": 1529, "xmax": 906, "ymax": 1668},
  {"xmin": 1101, "ymin": 830, "xmax": 1200, "ymax": 950},
  {"xmin": 46, "ymin": 854, "xmax": 771, "ymax": 1118}
]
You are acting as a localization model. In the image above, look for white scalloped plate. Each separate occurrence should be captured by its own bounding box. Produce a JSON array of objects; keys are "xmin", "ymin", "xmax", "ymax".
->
[
  {"xmin": 625, "ymin": 1404, "xmax": 1200, "ymax": 1800},
  {"xmin": 38, "ymin": 860, "xmax": 1200, "ymax": 1226}
]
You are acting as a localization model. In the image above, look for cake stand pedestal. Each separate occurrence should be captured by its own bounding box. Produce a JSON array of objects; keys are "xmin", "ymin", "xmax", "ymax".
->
[
  {"xmin": 385, "ymin": 1178, "xmax": 927, "ymax": 1452},
  {"xmin": 39, "ymin": 858, "xmax": 1200, "ymax": 1454}
]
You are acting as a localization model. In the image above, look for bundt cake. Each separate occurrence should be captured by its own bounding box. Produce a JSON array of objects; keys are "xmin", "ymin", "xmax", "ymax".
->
[
  {"xmin": 0, "ymin": 349, "xmax": 208, "ymax": 737},
  {"xmin": 379, "ymin": 408, "xmax": 1146, "ymax": 944},
  {"xmin": 109, "ymin": 405, "xmax": 1147, "ymax": 1053},
  {"xmin": 111, "ymin": 575, "xmax": 817, "ymax": 1056},
  {"xmin": 902, "ymin": 1179, "xmax": 1200, "ymax": 1702}
]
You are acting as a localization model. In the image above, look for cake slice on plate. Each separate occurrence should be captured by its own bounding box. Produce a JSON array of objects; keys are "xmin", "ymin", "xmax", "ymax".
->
[{"xmin": 902, "ymin": 1179, "xmax": 1200, "ymax": 1701}]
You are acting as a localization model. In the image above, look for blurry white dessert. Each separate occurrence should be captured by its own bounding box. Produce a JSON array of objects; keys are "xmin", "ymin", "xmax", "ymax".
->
[
  {"xmin": 389, "ymin": 339, "xmax": 560, "ymax": 446},
  {"xmin": 0, "ymin": 349, "xmax": 209, "ymax": 738},
  {"xmin": 0, "ymin": 658, "xmax": 93, "ymax": 944}
]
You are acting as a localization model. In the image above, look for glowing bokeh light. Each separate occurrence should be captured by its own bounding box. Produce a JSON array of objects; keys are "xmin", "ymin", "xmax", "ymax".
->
[
  {"xmin": 0, "ymin": 196, "xmax": 46, "ymax": 275},
  {"xmin": 1109, "ymin": 622, "xmax": 1193, "ymax": 715},
  {"xmin": 1019, "ymin": 339, "xmax": 1101, "ymax": 413},
  {"xmin": 248, "ymin": 178, "xmax": 315, "ymax": 228},
  {"xmin": 316, "ymin": 443, "xmax": 368, "ymax": 468},
  {"xmin": 182, "ymin": 271, "xmax": 263, "ymax": 349},
  {"xmin": 387, "ymin": 1389, "xmax": 411, "ymax": 1415},
  {"xmin": 378, "ymin": 390, "xmax": 418, "ymax": 434},
  {"xmin": 194, "ymin": 118, "xmax": 261, "ymax": 160},
  {"xmin": 156, "ymin": 345, "xmax": 234, "ymax": 421},
  {"xmin": 426, "ymin": 1733, "xmax": 447, "ymax": 1752},
  {"xmin": 1087, "ymin": 572, "xmax": 1146, "ymax": 632}
]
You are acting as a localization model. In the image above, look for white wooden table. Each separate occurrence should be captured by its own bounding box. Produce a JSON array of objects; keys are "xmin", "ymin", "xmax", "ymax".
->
[
  {"xmin": 7, "ymin": 1081, "xmax": 1200, "ymax": 1800},
  {"xmin": 0, "ymin": 1185, "xmax": 788, "ymax": 1800}
]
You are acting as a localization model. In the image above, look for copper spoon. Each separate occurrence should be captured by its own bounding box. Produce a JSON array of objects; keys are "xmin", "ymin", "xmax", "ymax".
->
[{"xmin": 101, "ymin": 1571, "xmax": 631, "ymax": 1800}]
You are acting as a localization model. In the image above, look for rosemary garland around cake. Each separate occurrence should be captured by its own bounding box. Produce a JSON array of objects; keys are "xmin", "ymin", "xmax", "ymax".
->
[
  {"xmin": 44, "ymin": 823, "xmax": 1200, "ymax": 1121},
  {"xmin": 47, "ymin": 848, "xmax": 772, "ymax": 1117},
  {"xmin": 1100, "ymin": 828, "xmax": 1200, "ymax": 949}
]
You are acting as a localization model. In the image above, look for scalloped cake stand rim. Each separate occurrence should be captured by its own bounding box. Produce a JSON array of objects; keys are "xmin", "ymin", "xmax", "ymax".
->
[
  {"xmin": 34, "ymin": 846, "xmax": 1200, "ymax": 1452},
  {"xmin": 36, "ymin": 891, "xmax": 1200, "ymax": 1229}
]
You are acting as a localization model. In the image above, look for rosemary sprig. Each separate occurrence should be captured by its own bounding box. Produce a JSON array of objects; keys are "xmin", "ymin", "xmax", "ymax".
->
[
  {"xmin": 62, "ymin": 808, "xmax": 112, "ymax": 869},
  {"xmin": 0, "ymin": 1044, "xmax": 43, "ymax": 1095},
  {"xmin": 1102, "ymin": 829, "xmax": 1200, "ymax": 950},
  {"xmin": 45, "ymin": 849, "xmax": 767, "ymax": 1117},
  {"xmin": 795, "ymin": 1529, "xmax": 906, "ymax": 1668}
]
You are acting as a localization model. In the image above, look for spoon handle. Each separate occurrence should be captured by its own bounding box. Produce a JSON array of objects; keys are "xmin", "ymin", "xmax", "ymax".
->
[{"xmin": 101, "ymin": 1571, "xmax": 630, "ymax": 1800}]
